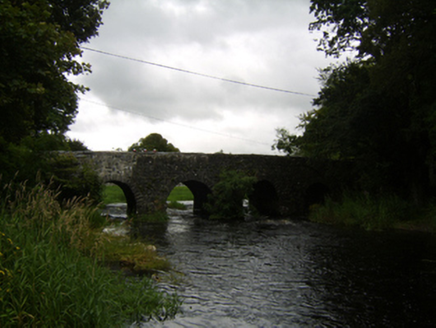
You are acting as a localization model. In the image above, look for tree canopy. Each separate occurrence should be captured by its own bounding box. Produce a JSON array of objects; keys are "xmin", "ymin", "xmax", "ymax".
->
[
  {"xmin": 274, "ymin": 0, "xmax": 436, "ymax": 201},
  {"xmin": 0, "ymin": 0, "xmax": 108, "ymax": 200},
  {"xmin": 128, "ymin": 133, "xmax": 180, "ymax": 152},
  {"xmin": 0, "ymin": 0, "xmax": 109, "ymax": 144}
]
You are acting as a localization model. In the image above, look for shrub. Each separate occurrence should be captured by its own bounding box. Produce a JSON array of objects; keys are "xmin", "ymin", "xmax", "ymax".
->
[
  {"xmin": 48, "ymin": 152, "xmax": 103, "ymax": 205},
  {"xmin": 0, "ymin": 135, "xmax": 102, "ymax": 206},
  {"xmin": 205, "ymin": 170, "xmax": 257, "ymax": 220}
]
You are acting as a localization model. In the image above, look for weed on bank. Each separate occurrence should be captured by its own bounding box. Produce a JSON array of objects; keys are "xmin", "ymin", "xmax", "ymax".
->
[
  {"xmin": 0, "ymin": 181, "xmax": 180, "ymax": 327},
  {"xmin": 309, "ymin": 192, "xmax": 436, "ymax": 232}
]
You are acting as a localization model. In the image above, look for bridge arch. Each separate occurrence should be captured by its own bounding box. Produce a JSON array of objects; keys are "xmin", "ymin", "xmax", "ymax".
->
[
  {"xmin": 182, "ymin": 180, "xmax": 212, "ymax": 215},
  {"xmin": 105, "ymin": 180, "xmax": 137, "ymax": 215},
  {"xmin": 250, "ymin": 180, "xmax": 279, "ymax": 216},
  {"xmin": 166, "ymin": 179, "xmax": 212, "ymax": 215}
]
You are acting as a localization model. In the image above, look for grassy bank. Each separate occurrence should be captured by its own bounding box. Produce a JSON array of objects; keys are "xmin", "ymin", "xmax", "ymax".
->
[
  {"xmin": 0, "ymin": 181, "xmax": 180, "ymax": 327},
  {"xmin": 309, "ymin": 192, "xmax": 436, "ymax": 232},
  {"xmin": 167, "ymin": 185, "xmax": 194, "ymax": 202}
]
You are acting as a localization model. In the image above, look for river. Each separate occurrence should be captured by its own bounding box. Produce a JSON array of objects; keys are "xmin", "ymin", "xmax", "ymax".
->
[{"xmin": 125, "ymin": 202, "xmax": 436, "ymax": 327}]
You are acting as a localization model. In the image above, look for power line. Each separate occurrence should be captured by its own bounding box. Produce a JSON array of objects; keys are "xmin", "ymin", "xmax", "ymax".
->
[
  {"xmin": 80, "ymin": 98, "xmax": 271, "ymax": 146},
  {"xmin": 81, "ymin": 46, "xmax": 316, "ymax": 97}
]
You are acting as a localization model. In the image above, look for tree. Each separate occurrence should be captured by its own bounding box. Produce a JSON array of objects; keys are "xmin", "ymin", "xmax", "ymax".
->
[
  {"xmin": 0, "ymin": 0, "xmax": 108, "ymax": 203},
  {"xmin": 272, "ymin": 128, "xmax": 302, "ymax": 156},
  {"xmin": 276, "ymin": 0, "xmax": 436, "ymax": 200},
  {"xmin": 0, "ymin": 0, "xmax": 109, "ymax": 144},
  {"xmin": 128, "ymin": 133, "xmax": 180, "ymax": 152},
  {"xmin": 309, "ymin": 0, "xmax": 436, "ymax": 60},
  {"xmin": 66, "ymin": 138, "xmax": 89, "ymax": 151}
]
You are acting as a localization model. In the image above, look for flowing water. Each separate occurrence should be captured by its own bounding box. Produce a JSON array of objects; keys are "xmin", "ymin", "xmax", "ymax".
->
[{"xmin": 123, "ymin": 202, "xmax": 436, "ymax": 327}]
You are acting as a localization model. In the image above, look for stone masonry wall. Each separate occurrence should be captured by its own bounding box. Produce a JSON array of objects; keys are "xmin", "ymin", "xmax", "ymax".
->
[{"xmin": 73, "ymin": 151, "xmax": 348, "ymax": 216}]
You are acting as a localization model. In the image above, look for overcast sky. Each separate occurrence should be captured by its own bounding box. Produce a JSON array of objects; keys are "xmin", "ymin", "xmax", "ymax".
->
[{"xmin": 67, "ymin": 0, "xmax": 335, "ymax": 154}]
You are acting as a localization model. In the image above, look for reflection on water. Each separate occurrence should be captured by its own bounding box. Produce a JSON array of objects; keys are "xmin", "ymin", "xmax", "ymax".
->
[{"xmin": 129, "ymin": 202, "xmax": 436, "ymax": 327}]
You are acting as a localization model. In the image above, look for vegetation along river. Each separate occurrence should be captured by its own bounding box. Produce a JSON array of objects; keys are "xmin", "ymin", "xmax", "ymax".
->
[{"xmin": 125, "ymin": 202, "xmax": 436, "ymax": 327}]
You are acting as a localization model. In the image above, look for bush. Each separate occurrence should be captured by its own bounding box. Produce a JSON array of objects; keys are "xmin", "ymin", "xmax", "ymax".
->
[
  {"xmin": 0, "ymin": 135, "xmax": 102, "ymax": 205},
  {"xmin": 0, "ymin": 137, "xmax": 46, "ymax": 185},
  {"xmin": 205, "ymin": 170, "xmax": 257, "ymax": 220},
  {"xmin": 47, "ymin": 152, "xmax": 103, "ymax": 205}
]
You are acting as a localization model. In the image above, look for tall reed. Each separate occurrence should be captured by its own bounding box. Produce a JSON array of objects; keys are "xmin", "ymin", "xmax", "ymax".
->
[
  {"xmin": 0, "ymin": 180, "xmax": 180, "ymax": 327},
  {"xmin": 308, "ymin": 192, "xmax": 415, "ymax": 230}
]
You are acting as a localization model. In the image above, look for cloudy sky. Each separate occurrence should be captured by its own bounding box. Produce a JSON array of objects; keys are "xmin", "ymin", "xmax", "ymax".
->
[{"xmin": 67, "ymin": 0, "xmax": 336, "ymax": 154}]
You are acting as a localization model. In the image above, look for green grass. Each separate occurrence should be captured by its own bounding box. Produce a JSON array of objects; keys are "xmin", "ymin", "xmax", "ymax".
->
[
  {"xmin": 134, "ymin": 211, "xmax": 170, "ymax": 223},
  {"xmin": 167, "ymin": 185, "xmax": 194, "ymax": 202},
  {"xmin": 102, "ymin": 184, "xmax": 127, "ymax": 204},
  {"xmin": 100, "ymin": 234, "xmax": 171, "ymax": 272},
  {"xmin": 0, "ymin": 181, "xmax": 181, "ymax": 326},
  {"xmin": 167, "ymin": 201, "xmax": 187, "ymax": 210}
]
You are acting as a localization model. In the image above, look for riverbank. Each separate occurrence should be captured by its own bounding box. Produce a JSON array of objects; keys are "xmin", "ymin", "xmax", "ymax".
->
[
  {"xmin": 0, "ymin": 181, "xmax": 181, "ymax": 327},
  {"xmin": 308, "ymin": 192, "xmax": 436, "ymax": 233}
]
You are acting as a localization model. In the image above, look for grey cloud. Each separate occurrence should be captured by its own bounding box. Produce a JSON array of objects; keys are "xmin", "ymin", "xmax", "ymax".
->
[{"xmin": 71, "ymin": 0, "xmax": 332, "ymax": 152}]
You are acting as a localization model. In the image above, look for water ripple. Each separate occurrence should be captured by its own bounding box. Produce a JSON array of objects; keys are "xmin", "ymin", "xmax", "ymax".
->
[{"xmin": 133, "ymin": 209, "xmax": 436, "ymax": 327}]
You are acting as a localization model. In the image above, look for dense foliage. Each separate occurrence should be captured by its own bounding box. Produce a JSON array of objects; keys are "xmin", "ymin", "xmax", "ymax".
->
[
  {"xmin": 205, "ymin": 170, "xmax": 257, "ymax": 220},
  {"xmin": 0, "ymin": 3, "xmax": 183, "ymax": 325},
  {"xmin": 274, "ymin": 0, "xmax": 436, "ymax": 202},
  {"xmin": 0, "ymin": 181, "xmax": 180, "ymax": 326},
  {"xmin": 0, "ymin": 0, "xmax": 108, "ymax": 143},
  {"xmin": 0, "ymin": 134, "xmax": 103, "ymax": 205},
  {"xmin": 128, "ymin": 133, "xmax": 180, "ymax": 152},
  {"xmin": 0, "ymin": 0, "xmax": 109, "ymax": 199}
]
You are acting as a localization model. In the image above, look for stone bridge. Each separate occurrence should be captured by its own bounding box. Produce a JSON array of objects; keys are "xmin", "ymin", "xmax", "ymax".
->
[{"xmin": 73, "ymin": 151, "xmax": 350, "ymax": 217}]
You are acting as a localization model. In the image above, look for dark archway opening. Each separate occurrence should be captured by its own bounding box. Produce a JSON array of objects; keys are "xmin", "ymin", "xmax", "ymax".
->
[
  {"xmin": 106, "ymin": 181, "xmax": 137, "ymax": 215},
  {"xmin": 250, "ymin": 180, "xmax": 279, "ymax": 216},
  {"xmin": 304, "ymin": 182, "xmax": 330, "ymax": 208},
  {"xmin": 183, "ymin": 180, "xmax": 212, "ymax": 215}
]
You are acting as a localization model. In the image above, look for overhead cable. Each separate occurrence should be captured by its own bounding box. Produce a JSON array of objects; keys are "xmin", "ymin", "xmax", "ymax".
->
[
  {"xmin": 80, "ymin": 98, "xmax": 271, "ymax": 146},
  {"xmin": 81, "ymin": 46, "xmax": 316, "ymax": 97}
]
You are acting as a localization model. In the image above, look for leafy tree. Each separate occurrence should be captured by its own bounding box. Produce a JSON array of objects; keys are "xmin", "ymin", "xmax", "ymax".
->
[
  {"xmin": 272, "ymin": 128, "xmax": 302, "ymax": 156},
  {"xmin": 0, "ymin": 0, "xmax": 108, "ymax": 202},
  {"xmin": 128, "ymin": 133, "xmax": 180, "ymax": 152},
  {"xmin": 66, "ymin": 138, "xmax": 89, "ymax": 151},
  {"xmin": 205, "ymin": 170, "xmax": 257, "ymax": 220},
  {"xmin": 276, "ymin": 0, "xmax": 436, "ymax": 201},
  {"xmin": 0, "ymin": 0, "xmax": 109, "ymax": 144}
]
